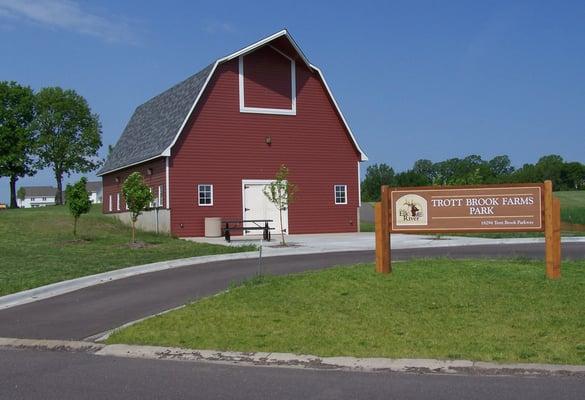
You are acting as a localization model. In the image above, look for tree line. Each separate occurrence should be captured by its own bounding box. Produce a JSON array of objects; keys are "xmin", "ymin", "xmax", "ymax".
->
[
  {"xmin": 0, "ymin": 81, "xmax": 102, "ymax": 208},
  {"xmin": 361, "ymin": 154, "xmax": 585, "ymax": 201}
]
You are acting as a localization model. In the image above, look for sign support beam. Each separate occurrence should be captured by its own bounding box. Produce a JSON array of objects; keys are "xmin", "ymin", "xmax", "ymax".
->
[{"xmin": 375, "ymin": 185, "xmax": 390, "ymax": 274}]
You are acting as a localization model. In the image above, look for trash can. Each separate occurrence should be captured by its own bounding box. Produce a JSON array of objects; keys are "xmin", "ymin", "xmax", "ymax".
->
[{"xmin": 204, "ymin": 217, "xmax": 222, "ymax": 237}]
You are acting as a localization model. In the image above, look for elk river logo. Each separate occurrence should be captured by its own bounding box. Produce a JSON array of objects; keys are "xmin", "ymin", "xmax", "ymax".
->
[{"xmin": 395, "ymin": 194, "xmax": 428, "ymax": 226}]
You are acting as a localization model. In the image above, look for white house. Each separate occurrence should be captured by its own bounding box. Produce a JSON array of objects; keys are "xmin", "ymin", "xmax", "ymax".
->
[
  {"xmin": 17, "ymin": 186, "xmax": 57, "ymax": 208},
  {"xmin": 17, "ymin": 181, "xmax": 102, "ymax": 208}
]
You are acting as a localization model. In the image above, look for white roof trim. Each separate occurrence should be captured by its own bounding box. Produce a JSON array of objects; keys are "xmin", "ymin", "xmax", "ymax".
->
[
  {"xmin": 133, "ymin": 30, "xmax": 366, "ymax": 171},
  {"xmin": 162, "ymin": 60, "xmax": 220, "ymax": 157},
  {"xmin": 96, "ymin": 153, "xmax": 165, "ymax": 176},
  {"xmin": 221, "ymin": 29, "xmax": 312, "ymax": 69},
  {"xmin": 310, "ymin": 65, "xmax": 368, "ymax": 161}
]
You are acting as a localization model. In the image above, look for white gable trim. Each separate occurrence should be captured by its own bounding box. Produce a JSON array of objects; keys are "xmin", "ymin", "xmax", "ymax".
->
[
  {"xmin": 310, "ymin": 65, "xmax": 368, "ymax": 161},
  {"xmin": 157, "ymin": 30, "xmax": 366, "ymax": 166}
]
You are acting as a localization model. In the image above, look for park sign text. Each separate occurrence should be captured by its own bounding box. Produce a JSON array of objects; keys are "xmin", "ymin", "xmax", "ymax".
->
[
  {"xmin": 391, "ymin": 185, "xmax": 543, "ymax": 233},
  {"xmin": 375, "ymin": 181, "xmax": 561, "ymax": 279}
]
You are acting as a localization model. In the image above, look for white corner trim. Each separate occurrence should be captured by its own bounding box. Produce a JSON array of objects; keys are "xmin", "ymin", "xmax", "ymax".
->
[
  {"xmin": 238, "ymin": 53, "xmax": 296, "ymax": 115},
  {"xmin": 357, "ymin": 161, "xmax": 362, "ymax": 207},
  {"xmin": 310, "ymin": 65, "xmax": 368, "ymax": 162},
  {"xmin": 165, "ymin": 157, "xmax": 170, "ymax": 209}
]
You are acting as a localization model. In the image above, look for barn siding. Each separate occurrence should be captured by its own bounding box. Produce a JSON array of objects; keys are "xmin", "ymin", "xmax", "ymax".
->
[
  {"xmin": 169, "ymin": 51, "xmax": 361, "ymax": 237},
  {"xmin": 102, "ymin": 157, "xmax": 166, "ymax": 214},
  {"xmin": 243, "ymin": 46, "xmax": 292, "ymax": 110}
]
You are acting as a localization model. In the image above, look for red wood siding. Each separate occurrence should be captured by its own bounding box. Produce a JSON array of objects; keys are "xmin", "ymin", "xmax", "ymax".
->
[
  {"xmin": 243, "ymin": 46, "xmax": 292, "ymax": 109},
  {"xmin": 102, "ymin": 158, "xmax": 166, "ymax": 214},
  {"xmin": 169, "ymin": 46, "xmax": 361, "ymax": 237}
]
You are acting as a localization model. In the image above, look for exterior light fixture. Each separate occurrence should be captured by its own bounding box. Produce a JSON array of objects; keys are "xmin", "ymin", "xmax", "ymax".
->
[
  {"xmin": 115, "ymin": 177, "xmax": 120, "ymax": 183},
  {"xmin": 265, "ymin": 136, "xmax": 272, "ymax": 145},
  {"xmin": 147, "ymin": 168, "xmax": 153, "ymax": 175}
]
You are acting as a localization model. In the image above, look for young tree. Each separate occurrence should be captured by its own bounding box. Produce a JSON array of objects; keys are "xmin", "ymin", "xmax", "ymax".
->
[
  {"xmin": 122, "ymin": 172, "xmax": 153, "ymax": 243},
  {"xmin": 263, "ymin": 165, "xmax": 297, "ymax": 246},
  {"xmin": 35, "ymin": 87, "xmax": 102, "ymax": 205},
  {"xmin": 65, "ymin": 177, "xmax": 92, "ymax": 237},
  {"xmin": 0, "ymin": 81, "xmax": 37, "ymax": 208},
  {"xmin": 17, "ymin": 187, "xmax": 26, "ymax": 205}
]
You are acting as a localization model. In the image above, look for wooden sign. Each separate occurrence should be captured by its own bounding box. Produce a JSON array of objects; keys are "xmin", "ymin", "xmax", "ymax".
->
[{"xmin": 375, "ymin": 181, "xmax": 561, "ymax": 279}]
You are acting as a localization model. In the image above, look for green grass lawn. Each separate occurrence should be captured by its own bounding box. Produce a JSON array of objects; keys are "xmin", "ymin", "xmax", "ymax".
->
[
  {"xmin": 108, "ymin": 259, "xmax": 585, "ymax": 365},
  {"xmin": 0, "ymin": 205, "xmax": 255, "ymax": 296}
]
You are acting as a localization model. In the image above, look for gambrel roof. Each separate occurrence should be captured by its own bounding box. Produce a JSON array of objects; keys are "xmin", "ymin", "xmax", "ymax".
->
[{"xmin": 98, "ymin": 30, "xmax": 367, "ymax": 176}]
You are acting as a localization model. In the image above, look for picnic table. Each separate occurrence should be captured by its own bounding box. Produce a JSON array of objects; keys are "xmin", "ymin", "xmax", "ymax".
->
[{"xmin": 223, "ymin": 219, "xmax": 274, "ymax": 242}]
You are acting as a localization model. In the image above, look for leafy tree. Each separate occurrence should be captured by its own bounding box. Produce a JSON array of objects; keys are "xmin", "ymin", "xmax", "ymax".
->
[
  {"xmin": 34, "ymin": 87, "xmax": 102, "ymax": 205},
  {"xmin": 17, "ymin": 187, "xmax": 26, "ymax": 204},
  {"xmin": 263, "ymin": 165, "xmax": 297, "ymax": 246},
  {"xmin": 122, "ymin": 172, "xmax": 153, "ymax": 243},
  {"xmin": 412, "ymin": 159, "xmax": 435, "ymax": 185},
  {"xmin": 361, "ymin": 163, "xmax": 395, "ymax": 201},
  {"xmin": 0, "ymin": 81, "xmax": 37, "ymax": 208},
  {"xmin": 65, "ymin": 177, "xmax": 92, "ymax": 237},
  {"xmin": 487, "ymin": 155, "xmax": 514, "ymax": 182},
  {"xmin": 561, "ymin": 162, "xmax": 585, "ymax": 190},
  {"xmin": 395, "ymin": 170, "xmax": 430, "ymax": 187},
  {"xmin": 535, "ymin": 154, "xmax": 564, "ymax": 188}
]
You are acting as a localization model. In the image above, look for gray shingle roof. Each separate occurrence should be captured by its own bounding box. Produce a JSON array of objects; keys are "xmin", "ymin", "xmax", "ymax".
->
[
  {"xmin": 85, "ymin": 181, "xmax": 102, "ymax": 193},
  {"xmin": 98, "ymin": 63, "xmax": 214, "ymax": 175},
  {"xmin": 21, "ymin": 186, "xmax": 57, "ymax": 197}
]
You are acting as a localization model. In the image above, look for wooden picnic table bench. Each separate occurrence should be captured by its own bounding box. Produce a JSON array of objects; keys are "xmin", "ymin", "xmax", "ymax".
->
[{"xmin": 223, "ymin": 219, "xmax": 274, "ymax": 242}]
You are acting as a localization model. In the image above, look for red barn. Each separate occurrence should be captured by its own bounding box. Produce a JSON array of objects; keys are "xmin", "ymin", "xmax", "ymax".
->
[{"xmin": 98, "ymin": 30, "xmax": 367, "ymax": 237}]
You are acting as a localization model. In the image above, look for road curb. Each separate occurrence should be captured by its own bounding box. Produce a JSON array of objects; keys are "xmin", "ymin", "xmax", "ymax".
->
[
  {"xmin": 2, "ymin": 236, "xmax": 584, "ymax": 310},
  {"xmin": 1, "ymin": 337, "xmax": 584, "ymax": 377}
]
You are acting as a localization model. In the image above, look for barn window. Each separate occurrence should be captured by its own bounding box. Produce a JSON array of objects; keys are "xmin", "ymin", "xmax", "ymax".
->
[
  {"xmin": 334, "ymin": 185, "xmax": 347, "ymax": 205},
  {"xmin": 198, "ymin": 184, "xmax": 213, "ymax": 206},
  {"xmin": 116, "ymin": 193, "xmax": 121, "ymax": 211},
  {"xmin": 158, "ymin": 185, "xmax": 163, "ymax": 207},
  {"xmin": 109, "ymin": 195, "xmax": 113, "ymax": 212}
]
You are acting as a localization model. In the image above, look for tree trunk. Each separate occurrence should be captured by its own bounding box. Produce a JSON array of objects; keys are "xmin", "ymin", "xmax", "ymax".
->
[
  {"xmin": 55, "ymin": 173, "xmax": 63, "ymax": 205},
  {"xmin": 132, "ymin": 220, "xmax": 136, "ymax": 243},
  {"xmin": 73, "ymin": 216, "xmax": 78, "ymax": 237},
  {"xmin": 9, "ymin": 176, "xmax": 18, "ymax": 208},
  {"xmin": 279, "ymin": 208, "xmax": 286, "ymax": 246}
]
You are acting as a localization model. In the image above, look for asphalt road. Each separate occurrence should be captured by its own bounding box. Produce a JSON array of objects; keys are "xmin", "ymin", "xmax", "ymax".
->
[
  {"xmin": 1, "ymin": 348, "xmax": 584, "ymax": 400},
  {"xmin": 0, "ymin": 242, "xmax": 584, "ymax": 341}
]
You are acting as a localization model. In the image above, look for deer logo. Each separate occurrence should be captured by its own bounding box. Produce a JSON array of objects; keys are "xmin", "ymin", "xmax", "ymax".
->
[{"xmin": 395, "ymin": 194, "xmax": 428, "ymax": 226}]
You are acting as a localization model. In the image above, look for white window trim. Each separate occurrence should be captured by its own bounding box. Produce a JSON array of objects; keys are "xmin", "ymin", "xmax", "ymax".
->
[
  {"xmin": 334, "ymin": 184, "xmax": 348, "ymax": 205},
  {"xmin": 108, "ymin": 194, "xmax": 112, "ymax": 212},
  {"xmin": 238, "ymin": 46, "xmax": 296, "ymax": 116},
  {"xmin": 116, "ymin": 193, "xmax": 121, "ymax": 211},
  {"xmin": 158, "ymin": 185, "xmax": 163, "ymax": 208},
  {"xmin": 198, "ymin": 184, "xmax": 214, "ymax": 206}
]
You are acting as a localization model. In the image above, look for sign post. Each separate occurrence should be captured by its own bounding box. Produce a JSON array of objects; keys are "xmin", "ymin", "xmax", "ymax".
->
[{"xmin": 375, "ymin": 181, "xmax": 561, "ymax": 279}]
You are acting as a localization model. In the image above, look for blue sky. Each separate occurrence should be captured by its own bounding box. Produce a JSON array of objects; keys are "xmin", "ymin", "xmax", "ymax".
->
[{"xmin": 1, "ymin": 0, "xmax": 584, "ymax": 202}]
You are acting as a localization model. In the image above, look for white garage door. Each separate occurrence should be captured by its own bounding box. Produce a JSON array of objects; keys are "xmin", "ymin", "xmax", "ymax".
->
[{"xmin": 242, "ymin": 180, "xmax": 288, "ymax": 235}]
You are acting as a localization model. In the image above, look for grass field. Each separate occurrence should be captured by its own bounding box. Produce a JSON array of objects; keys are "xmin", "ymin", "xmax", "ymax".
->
[
  {"xmin": 108, "ymin": 259, "xmax": 585, "ymax": 365},
  {"xmin": 0, "ymin": 205, "xmax": 255, "ymax": 296}
]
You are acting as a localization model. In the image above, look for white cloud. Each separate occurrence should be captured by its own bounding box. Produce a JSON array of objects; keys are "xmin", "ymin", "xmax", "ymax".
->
[{"xmin": 0, "ymin": 0, "xmax": 139, "ymax": 44}]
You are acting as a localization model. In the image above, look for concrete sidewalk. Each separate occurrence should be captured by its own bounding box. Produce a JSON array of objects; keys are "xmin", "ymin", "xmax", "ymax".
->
[{"xmin": 187, "ymin": 232, "xmax": 585, "ymax": 256}]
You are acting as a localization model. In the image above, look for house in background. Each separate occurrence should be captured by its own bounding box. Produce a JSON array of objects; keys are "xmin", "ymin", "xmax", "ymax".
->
[
  {"xmin": 98, "ymin": 30, "xmax": 367, "ymax": 237},
  {"xmin": 17, "ymin": 186, "xmax": 57, "ymax": 208},
  {"xmin": 85, "ymin": 181, "xmax": 103, "ymax": 204},
  {"xmin": 17, "ymin": 181, "xmax": 102, "ymax": 208}
]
